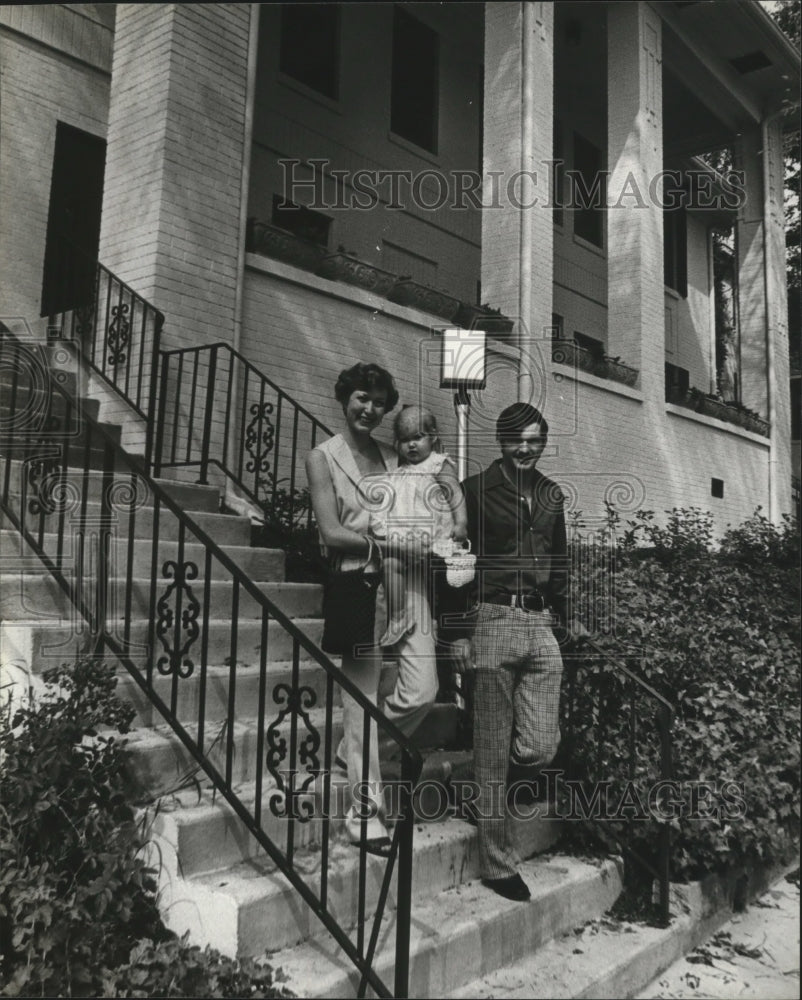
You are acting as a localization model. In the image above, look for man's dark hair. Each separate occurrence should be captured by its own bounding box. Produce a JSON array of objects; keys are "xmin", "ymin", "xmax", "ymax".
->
[
  {"xmin": 496, "ymin": 402, "xmax": 549, "ymax": 439},
  {"xmin": 334, "ymin": 362, "xmax": 400, "ymax": 411}
]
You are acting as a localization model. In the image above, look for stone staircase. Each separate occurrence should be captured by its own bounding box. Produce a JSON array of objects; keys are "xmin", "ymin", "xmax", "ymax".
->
[{"xmin": 0, "ymin": 337, "xmax": 640, "ymax": 999}]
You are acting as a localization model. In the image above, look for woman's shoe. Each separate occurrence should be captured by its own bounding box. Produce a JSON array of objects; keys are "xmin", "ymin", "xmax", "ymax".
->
[{"xmin": 351, "ymin": 836, "xmax": 393, "ymax": 857}]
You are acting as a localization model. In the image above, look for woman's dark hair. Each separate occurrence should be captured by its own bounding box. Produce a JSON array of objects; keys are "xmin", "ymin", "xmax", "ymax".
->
[{"xmin": 334, "ymin": 362, "xmax": 399, "ymax": 411}]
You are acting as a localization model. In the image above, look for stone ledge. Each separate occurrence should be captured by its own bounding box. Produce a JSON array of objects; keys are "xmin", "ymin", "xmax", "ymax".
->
[{"xmin": 665, "ymin": 401, "xmax": 771, "ymax": 445}]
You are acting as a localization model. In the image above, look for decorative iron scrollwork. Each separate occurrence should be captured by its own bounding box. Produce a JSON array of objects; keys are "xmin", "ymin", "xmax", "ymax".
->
[
  {"xmin": 244, "ymin": 401, "xmax": 275, "ymax": 476},
  {"xmin": 155, "ymin": 559, "xmax": 200, "ymax": 678},
  {"xmin": 266, "ymin": 683, "xmax": 320, "ymax": 821},
  {"xmin": 75, "ymin": 303, "xmax": 95, "ymax": 340},
  {"xmin": 107, "ymin": 301, "xmax": 130, "ymax": 367},
  {"xmin": 25, "ymin": 410, "xmax": 63, "ymax": 515}
]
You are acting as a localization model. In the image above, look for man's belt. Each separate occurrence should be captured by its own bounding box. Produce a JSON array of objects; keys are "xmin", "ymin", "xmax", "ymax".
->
[{"xmin": 484, "ymin": 591, "xmax": 547, "ymax": 612}]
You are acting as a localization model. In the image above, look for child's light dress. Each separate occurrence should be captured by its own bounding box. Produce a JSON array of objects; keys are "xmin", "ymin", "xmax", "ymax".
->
[{"xmin": 371, "ymin": 451, "xmax": 457, "ymax": 549}]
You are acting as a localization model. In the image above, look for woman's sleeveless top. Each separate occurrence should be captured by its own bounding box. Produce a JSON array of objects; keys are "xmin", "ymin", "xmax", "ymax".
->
[{"xmin": 314, "ymin": 434, "xmax": 397, "ymax": 570}]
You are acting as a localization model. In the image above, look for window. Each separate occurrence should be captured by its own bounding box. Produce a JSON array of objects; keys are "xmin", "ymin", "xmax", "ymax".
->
[
  {"xmin": 664, "ymin": 202, "xmax": 688, "ymax": 296},
  {"xmin": 272, "ymin": 195, "xmax": 331, "ymax": 247},
  {"xmin": 551, "ymin": 313, "xmax": 564, "ymax": 340},
  {"xmin": 279, "ymin": 3, "xmax": 339, "ymax": 99},
  {"xmin": 665, "ymin": 362, "xmax": 689, "ymax": 394},
  {"xmin": 391, "ymin": 6, "xmax": 439, "ymax": 153},
  {"xmin": 792, "ymin": 377, "xmax": 801, "ymax": 443},
  {"xmin": 572, "ymin": 132, "xmax": 604, "ymax": 247},
  {"xmin": 574, "ymin": 331, "xmax": 605, "ymax": 359}
]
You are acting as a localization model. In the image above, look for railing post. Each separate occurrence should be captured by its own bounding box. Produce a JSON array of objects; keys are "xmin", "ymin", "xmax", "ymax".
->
[
  {"xmin": 394, "ymin": 752, "xmax": 415, "ymax": 999},
  {"xmin": 199, "ymin": 344, "xmax": 218, "ymax": 486},
  {"xmin": 657, "ymin": 703, "xmax": 673, "ymax": 927},
  {"xmin": 153, "ymin": 350, "xmax": 170, "ymax": 478},
  {"xmin": 144, "ymin": 311, "xmax": 164, "ymax": 475},
  {"xmin": 96, "ymin": 435, "xmax": 115, "ymax": 657}
]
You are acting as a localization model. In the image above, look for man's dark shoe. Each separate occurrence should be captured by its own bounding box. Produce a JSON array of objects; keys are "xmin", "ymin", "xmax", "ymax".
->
[{"xmin": 481, "ymin": 873, "xmax": 531, "ymax": 901}]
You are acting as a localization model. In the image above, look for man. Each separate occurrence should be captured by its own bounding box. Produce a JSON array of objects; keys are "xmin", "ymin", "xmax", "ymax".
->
[{"xmin": 449, "ymin": 402, "xmax": 583, "ymax": 902}]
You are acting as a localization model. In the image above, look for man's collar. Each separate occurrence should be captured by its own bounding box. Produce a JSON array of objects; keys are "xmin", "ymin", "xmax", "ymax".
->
[{"xmin": 485, "ymin": 459, "xmax": 544, "ymax": 491}]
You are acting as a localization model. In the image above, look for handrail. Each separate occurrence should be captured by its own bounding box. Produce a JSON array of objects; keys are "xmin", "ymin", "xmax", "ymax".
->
[
  {"xmin": 45, "ymin": 251, "xmax": 165, "ymax": 471},
  {"xmin": 153, "ymin": 342, "xmax": 331, "ymax": 535},
  {"xmin": 563, "ymin": 634, "xmax": 674, "ymax": 925},
  {"xmin": 0, "ymin": 329, "xmax": 421, "ymax": 997}
]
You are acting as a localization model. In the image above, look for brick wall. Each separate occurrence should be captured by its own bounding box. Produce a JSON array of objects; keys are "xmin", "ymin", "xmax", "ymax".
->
[
  {"xmin": 0, "ymin": 11, "xmax": 110, "ymax": 325},
  {"xmin": 241, "ymin": 256, "xmax": 776, "ymax": 533},
  {"xmin": 99, "ymin": 3, "xmax": 251, "ymax": 353}
]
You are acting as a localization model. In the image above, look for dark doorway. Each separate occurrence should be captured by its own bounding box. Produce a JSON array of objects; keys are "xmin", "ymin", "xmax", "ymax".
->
[{"xmin": 40, "ymin": 122, "xmax": 106, "ymax": 316}]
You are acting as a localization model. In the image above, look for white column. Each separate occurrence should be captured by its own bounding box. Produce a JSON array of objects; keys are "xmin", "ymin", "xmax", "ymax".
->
[
  {"xmin": 481, "ymin": 2, "xmax": 554, "ymax": 399},
  {"xmin": 762, "ymin": 118, "xmax": 792, "ymax": 520},
  {"xmin": 99, "ymin": 3, "xmax": 252, "ymax": 351},
  {"xmin": 606, "ymin": 2, "xmax": 664, "ymax": 395}
]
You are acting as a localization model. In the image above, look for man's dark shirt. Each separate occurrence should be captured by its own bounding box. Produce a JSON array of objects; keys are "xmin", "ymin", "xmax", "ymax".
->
[{"xmin": 437, "ymin": 460, "xmax": 569, "ymax": 639}]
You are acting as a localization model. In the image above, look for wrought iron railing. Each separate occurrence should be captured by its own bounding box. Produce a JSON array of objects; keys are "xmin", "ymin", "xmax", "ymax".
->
[
  {"xmin": 0, "ymin": 330, "xmax": 421, "ymax": 998},
  {"xmin": 153, "ymin": 343, "xmax": 330, "ymax": 533},
  {"xmin": 562, "ymin": 638, "xmax": 674, "ymax": 925},
  {"xmin": 45, "ymin": 257, "xmax": 164, "ymax": 470}
]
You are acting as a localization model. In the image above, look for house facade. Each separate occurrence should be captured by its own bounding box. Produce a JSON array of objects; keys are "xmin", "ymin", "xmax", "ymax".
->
[{"xmin": 1, "ymin": 1, "xmax": 799, "ymax": 531}]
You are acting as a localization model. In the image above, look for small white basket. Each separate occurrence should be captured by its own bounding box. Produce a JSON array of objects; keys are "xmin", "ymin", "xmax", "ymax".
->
[{"xmin": 444, "ymin": 540, "xmax": 476, "ymax": 588}]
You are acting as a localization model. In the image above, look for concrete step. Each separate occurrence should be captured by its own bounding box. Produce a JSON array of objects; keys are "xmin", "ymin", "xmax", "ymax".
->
[
  {"xmin": 0, "ymin": 618, "xmax": 324, "ymax": 677},
  {"xmin": 124, "ymin": 701, "xmax": 458, "ymax": 792},
  {"xmin": 0, "ymin": 574, "xmax": 322, "ymax": 623},
  {"xmin": 160, "ymin": 816, "xmax": 565, "ymax": 959},
  {"xmin": 0, "ymin": 530, "xmax": 284, "ymax": 582},
  {"xmin": 0, "ymin": 390, "xmax": 101, "ymax": 424},
  {"xmin": 0, "ymin": 464, "xmax": 221, "ymax": 514},
  {"xmin": 120, "ymin": 656, "xmax": 336, "ymax": 728},
  {"xmin": 149, "ymin": 751, "xmax": 467, "ymax": 879},
  {"xmin": 269, "ymin": 854, "xmax": 621, "ymax": 997},
  {"xmin": 0, "ymin": 501, "xmax": 253, "ymax": 546},
  {"xmin": 124, "ymin": 710, "xmax": 344, "ymax": 791}
]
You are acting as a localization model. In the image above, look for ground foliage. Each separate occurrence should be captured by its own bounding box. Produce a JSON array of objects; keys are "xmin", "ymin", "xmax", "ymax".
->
[
  {"xmin": 561, "ymin": 507, "xmax": 800, "ymax": 885},
  {"xmin": 0, "ymin": 659, "xmax": 291, "ymax": 998}
]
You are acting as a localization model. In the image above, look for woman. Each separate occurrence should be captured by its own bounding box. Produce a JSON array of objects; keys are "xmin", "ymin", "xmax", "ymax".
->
[{"xmin": 306, "ymin": 362, "xmax": 438, "ymax": 855}]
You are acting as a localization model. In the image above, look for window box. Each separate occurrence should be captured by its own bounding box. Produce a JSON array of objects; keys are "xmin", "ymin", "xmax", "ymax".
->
[
  {"xmin": 246, "ymin": 220, "xmax": 323, "ymax": 273},
  {"xmin": 667, "ymin": 386, "xmax": 770, "ymax": 436},
  {"xmin": 551, "ymin": 339, "xmax": 601, "ymax": 376},
  {"xmin": 602, "ymin": 356, "xmax": 639, "ymax": 388},
  {"xmin": 701, "ymin": 396, "xmax": 732, "ymax": 423},
  {"xmin": 666, "ymin": 384, "xmax": 695, "ymax": 408},
  {"xmin": 316, "ymin": 251, "xmax": 397, "ymax": 297},
  {"xmin": 553, "ymin": 339, "xmax": 639, "ymax": 387},
  {"xmin": 456, "ymin": 303, "xmax": 515, "ymax": 337},
  {"xmin": 388, "ymin": 278, "xmax": 461, "ymax": 322}
]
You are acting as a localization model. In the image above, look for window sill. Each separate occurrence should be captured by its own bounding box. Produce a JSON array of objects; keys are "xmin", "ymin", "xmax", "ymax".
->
[
  {"xmin": 387, "ymin": 130, "xmax": 441, "ymax": 166},
  {"xmin": 551, "ymin": 362, "xmax": 642, "ymax": 401},
  {"xmin": 665, "ymin": 402, "xmax": 770, "ymax": 443},
  {"xmin": 572, "ymin": 233, "xmax": 606, "ymax": 258},
  {"xmin": 277, "ymin": 72, "xmax": 342, "ymax": 115},
  {"xmin": 245, "ymin": 251, "xmax": 445, "ymax": 330}
]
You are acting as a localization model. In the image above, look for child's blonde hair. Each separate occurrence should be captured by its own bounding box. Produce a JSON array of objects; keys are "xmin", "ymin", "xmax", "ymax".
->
[{"xmin": 393, "ymin": 405, "xmax": 439, "ymax": 440}]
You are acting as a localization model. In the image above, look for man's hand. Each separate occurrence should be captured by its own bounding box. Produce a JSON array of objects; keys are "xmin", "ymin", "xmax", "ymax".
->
[
  {"xmin": 451, "ymin": 638, "xmax": 475, "ymax": 673},
  {"xmin": 555, "ymin": 619, "xmax": 590, "ymax": 647}
]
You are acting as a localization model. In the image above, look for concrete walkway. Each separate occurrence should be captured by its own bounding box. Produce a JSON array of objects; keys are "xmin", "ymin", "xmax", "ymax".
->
[{"xmin": 638, "ymin": 870, "xmax": 800, "ymax": 999}]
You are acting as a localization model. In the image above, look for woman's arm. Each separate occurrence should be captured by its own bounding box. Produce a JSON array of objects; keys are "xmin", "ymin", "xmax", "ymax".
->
[
  {"xmin": 434, "ymin": 463, "xmax": 468, "ymax": 541},
  {"xmin": 306, "ymin": 450, "xmax": 372, "ymax": 558}
]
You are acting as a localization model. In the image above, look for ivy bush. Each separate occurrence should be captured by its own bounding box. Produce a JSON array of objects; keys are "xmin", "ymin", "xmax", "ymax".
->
[
  {"xmin": 0, "ymin": 658, "xmax": 290, "ymax": 998},
  {"xmin": 561, "ymin": 507, "xmax": 800, "ymax": 884}
]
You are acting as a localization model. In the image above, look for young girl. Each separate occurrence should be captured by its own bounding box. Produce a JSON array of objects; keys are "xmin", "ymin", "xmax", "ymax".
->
[{"xmin": 372, "ymin": 405, "xmax": 468, "ymax": 646}]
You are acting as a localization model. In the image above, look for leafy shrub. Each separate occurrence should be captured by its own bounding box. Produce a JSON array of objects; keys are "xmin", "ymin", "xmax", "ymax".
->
[
  {"xmin": 0, "ymin": 658, "xmax": 290, "ymax": 998},
  {"xmin": 561, "ymin": 508, "xmax": 800, "ymax": 885}
]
